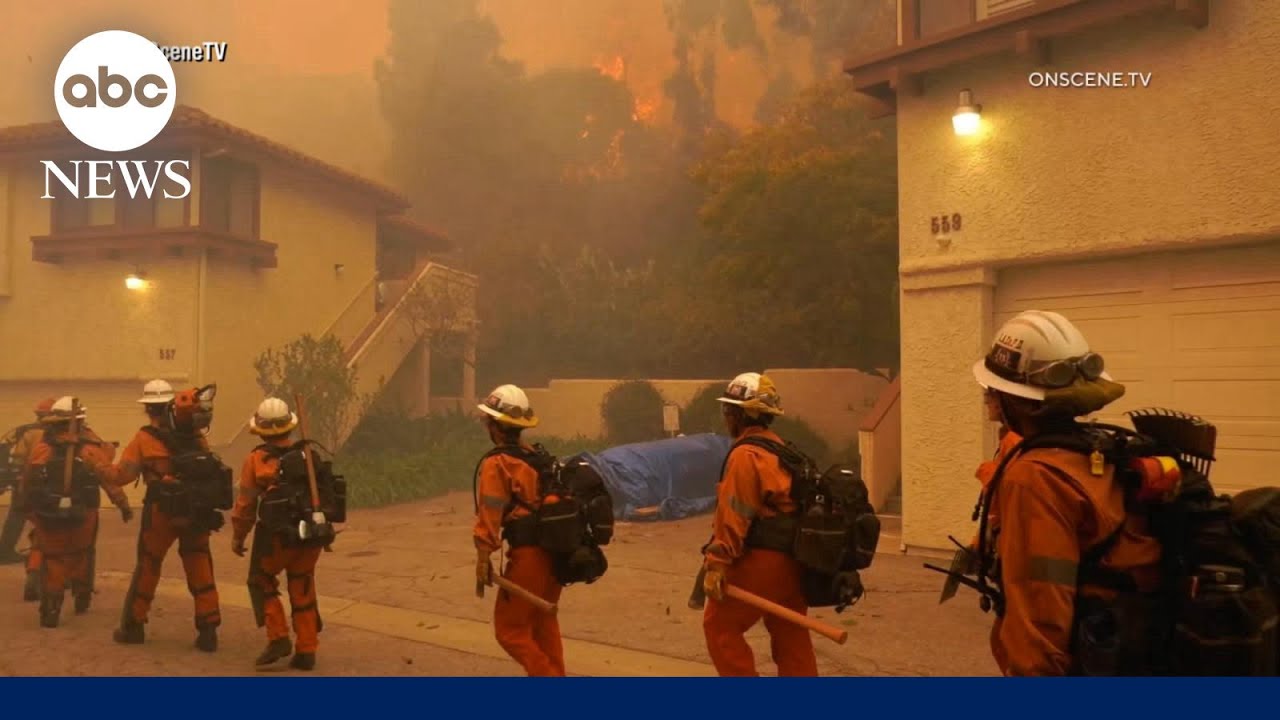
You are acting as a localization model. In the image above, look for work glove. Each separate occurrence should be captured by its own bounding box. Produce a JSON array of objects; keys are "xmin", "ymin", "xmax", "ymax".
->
[
  {"xmin": 231, "ymin": 537, "xmax": 247, "ymax": 557},
  {"xmin": 703, "ymin": 563, "xmax": 726, "ymax": 602},
  {"xmin": 117, "ymin": 501, "xmax": 134, "ymax": 524},
  {"xmin": 476, "ymin": 549, "xmax": 494, "ymax": 587}
]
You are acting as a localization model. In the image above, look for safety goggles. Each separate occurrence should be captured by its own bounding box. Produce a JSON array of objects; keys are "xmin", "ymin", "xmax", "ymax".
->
[
  {"xmin": 254, "ymin": 414, "xmax": 293, "ymax": 430},
  {"xmin": 485, "ymin": 397, "xmax": 533, "ymax": 420},
  {"xmin": 985, "ymin": 351, "xmax": 1105, "ymax": 389}
]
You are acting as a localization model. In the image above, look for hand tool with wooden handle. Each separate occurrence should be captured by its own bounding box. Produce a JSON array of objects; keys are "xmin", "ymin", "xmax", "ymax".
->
[
  {"xmin": 724, "ymin": 584, "xmax": 847, "ymax": 644},
  {"xmin": 488, "ymin": 575, "xmax": 557, "ymax": 615}
]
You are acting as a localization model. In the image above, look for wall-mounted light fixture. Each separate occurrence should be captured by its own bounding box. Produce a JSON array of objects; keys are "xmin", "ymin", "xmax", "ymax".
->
[
  {"xmin": 334, "ymin": 263, "xmax": 346, "ymax": 276},
  {"xmin": 125, "ymin": 269, "xmax": 149, "ymax": 291},
  {"xmin": 953, "ymin": 88, "xmax": 982, "ymax": 136}
]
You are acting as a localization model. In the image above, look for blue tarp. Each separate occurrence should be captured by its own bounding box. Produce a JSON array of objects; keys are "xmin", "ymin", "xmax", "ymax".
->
[{"xmin": 569, "ymin": 433, "xmax": 732, "ymax": 522}]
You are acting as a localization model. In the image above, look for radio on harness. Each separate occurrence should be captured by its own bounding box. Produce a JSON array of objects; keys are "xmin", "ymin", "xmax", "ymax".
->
[
  {"xmin": 474, "ymin": 444, "xmax": 614, "ymax": 586},
  {"xmin": 731, "ymin": 436, "xmax": 881, "ymax": 612}
]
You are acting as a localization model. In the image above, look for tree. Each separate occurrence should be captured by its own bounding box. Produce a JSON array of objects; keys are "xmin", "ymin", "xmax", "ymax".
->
[
  {"xmin": 686, "ymin": 79, "xmax": 900, "ymax": 374},
  {"xmin": 253, "ymin": 334, "xmax": 358, "ymax": 449}
]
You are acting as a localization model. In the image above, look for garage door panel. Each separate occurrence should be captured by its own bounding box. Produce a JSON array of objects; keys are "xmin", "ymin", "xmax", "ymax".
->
[
  {"xmin": 1171, "ymin": 379, "xmax": 1280, "ymax": 419},
  {"xmin": 997, "ymin": 242, "xmax": 1280, "ymax": 494},
  {"xmin": 1171, "ymin": 307, "xmax": 1280, "ymax": 351}
]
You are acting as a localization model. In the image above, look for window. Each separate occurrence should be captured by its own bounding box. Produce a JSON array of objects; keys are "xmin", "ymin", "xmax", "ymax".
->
[
  {"xmin": 918, "ymin": 0, "xmax": 975, "ymax": 38},
  {"xmin": 53, "ymin": 196, "xmax": 115, "ymax": 232},
  {"xmin": 202, "ymin": 156, "xmax": 259, "ymax": 238}
]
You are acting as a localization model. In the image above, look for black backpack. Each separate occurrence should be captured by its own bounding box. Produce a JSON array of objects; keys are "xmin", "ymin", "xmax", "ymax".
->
[
  {"xmin": 474, "ymin": 444, "xmax": 614, "ymax": 585},
  {"xmin": 731, "ymin": 436, "xmax": 881, "ymax": 611},
  {"xmin": 974, "ymin": 408, "xmax": 1279, "ymax": 676},
  {"xmin": 257, "ymin": 440, "xmax": 348, "ymax": 546},
  {"xmin": 27, "ymin": 436, "xmax": 103, "ymax": 524},
  {"xmin": 140, "ymin": 426, "xmax": 234, "ymax": 530}
]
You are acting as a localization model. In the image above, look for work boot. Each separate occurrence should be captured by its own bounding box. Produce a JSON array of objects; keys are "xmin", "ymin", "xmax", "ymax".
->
[
  {"xmin": 39, "ymin": 594, "xmax": 63, "ymax": 629},
  {"xmin": 255, "ymin": 637, "xmax": 292, "ymax": 667},
  {"xmin": 113, "ymin": 620, "xmax": 145, "ymax": 644},
  {"xmin": 195, "ymin": 626, "xmax": 218, "ymax": 653},
  {"xmin": 74, "ymin": 591, "xmax": 92, "ymax": 615},
  {"xmin": 22, "ymin": 572, "xmax": 39, "ymax": 602},
  {"xmin": 289, "ymin": 653, "xmax": 316, "ymax": 671}
]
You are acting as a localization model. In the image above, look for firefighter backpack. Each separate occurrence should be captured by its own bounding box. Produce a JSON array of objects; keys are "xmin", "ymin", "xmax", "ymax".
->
[
  {"xmin": 141, "ymin": 426, "xmax": 234, "ymax": 531},
  {"xmin": 1005, "ymin": 409, "xmax": 1280, "ymax": 676},
  {"xmin": 474, "ymin": 444, "xmax": 614, "ymax": 586},
  {"xmin": 27, "ymin": 437, "xmax": 102, "ymax": 525},
  {"xmin": 257, "ymin": 440, "xmax": 347, "ymax": 548},
  {"xmin": 733, "ymin": 436, "xmax": 881, "ymax": 612}
]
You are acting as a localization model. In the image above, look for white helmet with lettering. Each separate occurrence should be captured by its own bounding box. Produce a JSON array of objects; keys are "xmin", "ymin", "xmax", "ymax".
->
[
  {"xmin": 477, "ymin": 384, "xmax": 538, "ymax": 428},
  {"xmin": 717, "ymin": 372, "xmax": 784, "ymax": 418},
  {"xmin": 137, "ymin": 379, "xmax": 175, "ymax": 404},
  {"xmin": 973, "ymin": 310, "xmax": 1111, "ymax": 401},
  {"xmin": 249, "ymin": 397, "xmax": 298, "ymax": 437}
]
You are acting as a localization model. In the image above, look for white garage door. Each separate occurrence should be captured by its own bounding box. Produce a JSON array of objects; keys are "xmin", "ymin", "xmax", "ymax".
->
[{"xmin": 995, "ymin": 242, "xmax": 1280, "ymax": 495}]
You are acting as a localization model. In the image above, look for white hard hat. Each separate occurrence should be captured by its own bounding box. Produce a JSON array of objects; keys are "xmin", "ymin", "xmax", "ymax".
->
[
  {"xmin": 477, "ymin": 384, "xmax": 538, "ymax": 428},
  {"xmin": 717, "ymin": 372, "xmax": 784, "ymax": 417},
  {"xmin": 249, "ymin": 397, "xmax": 298, "ymax": 437},
  {"xmin": 137, "ymin": 379, "xmax": 175, "ymax": 404},
  {"xmin": 45, "ymin": 396, "xmax": 87, "ymax": 422},
  {"xmin": 973, "ymin": 310, "xmax": 1111, "ymax": 401}
]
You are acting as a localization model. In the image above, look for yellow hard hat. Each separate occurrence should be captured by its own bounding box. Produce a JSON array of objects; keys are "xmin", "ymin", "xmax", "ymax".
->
[{"xmin": 717, "ymin": 372, "xmax": 784, "ymax": 418}]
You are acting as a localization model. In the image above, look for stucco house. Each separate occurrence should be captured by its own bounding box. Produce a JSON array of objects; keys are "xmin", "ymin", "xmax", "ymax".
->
[
  {"xmin": 0, "ymin": 106, "xmax": 476, "ymax": 462},
  {"xmin": 846, "ymin": 0, "xmax": 1280, "ymax": 550}
]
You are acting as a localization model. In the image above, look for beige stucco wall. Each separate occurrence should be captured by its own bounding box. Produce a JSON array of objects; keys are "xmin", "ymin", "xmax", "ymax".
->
[
  {"xmin": 892, "ymin": 2, "xmax": 1280, "ymax": 548},
  {"xmin": 520, "ymin": 369, "xmax": 886, "ymax": 447},
  {"xmin": 201, "ymin": 160, "xmax": 379, "ymax": 451},
  {"xmin": 0, "ymin": 156, "xmax": 383, "ymax": 460},
  {"xmin": 859, "ymin": 385, "xmax": 901, "ymax": 514}
]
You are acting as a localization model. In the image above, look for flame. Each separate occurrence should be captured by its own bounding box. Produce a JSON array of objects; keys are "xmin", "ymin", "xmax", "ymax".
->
[
  {"xmin": 632, "ymin": 96, "xmax": 660, "ymax": 123},
  {"xmin": 593, "ymin": 54, "xmax": 626, "ymax": 82}
]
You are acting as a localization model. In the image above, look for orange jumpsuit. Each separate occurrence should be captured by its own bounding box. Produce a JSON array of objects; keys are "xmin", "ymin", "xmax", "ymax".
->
[
  {"xmin": 702, "ymin": 426, "xmax": 818, "ymax": 677},
  {"xmin": 20, "ymin": 431, "xmax": 127, "ymax": 601},
  {"xmin": 231, "ymin": 437, "xmax": 324, "ymax": 654},
  {"xmin": 474, "ymin": 446, "xmax": 565, "ymax": 677},
  {"xmin": 9, "ymin": 426, "xmax": 48, "ymax": 579},
  {"xmin": 115, "ymin": 422, "xmax": 221, "ymax": 631},
  {"xmin": 988, "ymin": 447, "xmax": 1162, "ymax": 675}
]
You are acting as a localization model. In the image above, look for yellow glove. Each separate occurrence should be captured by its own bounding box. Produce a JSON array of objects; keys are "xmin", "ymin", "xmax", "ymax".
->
[
  {"xmin": 476, "ymin": 549, "xmax": 494, "ymax": 587},
  {"xmin": 703, "ymin": 563, "xmax": 726, "ymax": 602}
]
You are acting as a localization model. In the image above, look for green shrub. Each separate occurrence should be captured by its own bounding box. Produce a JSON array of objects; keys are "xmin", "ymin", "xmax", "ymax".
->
[
  {"xmin": 253, "ymin": 333, "xmax": 357, "ymax": 449},
  {"xmin": 601, "ymin": 380, "xmax": 666, "ymax": 445},
  {"xmin": 680, "ymin": 381, "xmax": 729, "ymax": 436},
  {"xmin": 338, "ymin": 406, "xmax": 611, "ymax": 508}
]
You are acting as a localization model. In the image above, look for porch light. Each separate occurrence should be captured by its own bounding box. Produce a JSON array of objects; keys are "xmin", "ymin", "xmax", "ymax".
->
[
  {"xmin": 953, "ymin": 89, "xmax": 982, "ymax": 136},
  {"xmin": 125, "ymin": 271, "xmax": 148, "ymax": 290}
]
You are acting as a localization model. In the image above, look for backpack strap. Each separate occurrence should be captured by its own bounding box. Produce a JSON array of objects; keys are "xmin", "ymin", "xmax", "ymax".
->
[
  {"xmin": 720, "ymin": 435, "xmax": 814, "ymax": 510},
  {"xmin": 472, "ymin": 444, "xmax": 555, "ymax": 515}
]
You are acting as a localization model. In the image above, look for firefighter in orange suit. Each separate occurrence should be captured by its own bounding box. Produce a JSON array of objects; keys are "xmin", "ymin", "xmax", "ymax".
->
[
  {"xmin": 2, "ymin": 398, "xmax": 56, "ymax": 602},
  {"xmin": 231, "ymin": 398, "xmax": 324, "ymax": 671},
  {"xmin": 701, "ymin": 372, "xmax": 818, "ymax": 677},
  {"xmin": 112, "ymin": 379, "xmax": 221, "ymax": 652},
  {"xmin": 473, "ymin": 384, "xmax": 566, "ymax": 677},
  {"xmin": 19, "ymin": 397, "xmax": 132, "ymax": 627},
  {"xmin": 970, "ymin": 310, "xmax": 1161, "ymax": 675}
]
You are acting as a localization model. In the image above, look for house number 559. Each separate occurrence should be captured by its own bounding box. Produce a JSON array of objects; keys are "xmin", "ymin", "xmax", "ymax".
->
[{"xmin": 931, "ymin": 213, "xmax": 963, "ymax": 234}]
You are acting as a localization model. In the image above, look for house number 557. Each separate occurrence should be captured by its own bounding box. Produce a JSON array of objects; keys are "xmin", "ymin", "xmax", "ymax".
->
[
  {"xmin": 159, "ymin": 348, "xmax": 176, "ymax": 360},
  {"xmin": 931, "ymin": 213, "xmax": 962, "ymax": 234}
]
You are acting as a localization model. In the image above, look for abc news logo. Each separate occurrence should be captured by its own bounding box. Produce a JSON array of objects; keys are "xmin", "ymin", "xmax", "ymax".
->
[{"xmin": 43, "ymin": 30, "xmax": 190, "ymax": 201}]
